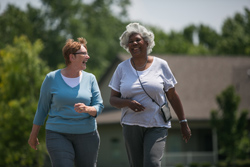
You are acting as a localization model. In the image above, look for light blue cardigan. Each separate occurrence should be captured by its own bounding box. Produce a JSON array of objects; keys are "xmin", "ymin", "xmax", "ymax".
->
[{"xmin": 33, "ymin": 69, "xmax": 104, "ymax": 134}]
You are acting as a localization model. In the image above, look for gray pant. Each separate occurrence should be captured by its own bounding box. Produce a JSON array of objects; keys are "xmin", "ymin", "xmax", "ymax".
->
[
  {"xmin": 46, "ymin": 130, "xmax": 100, "ymax": 167},
  {"xmin": 123, "ymin": 125, "xmax": 168, "ymax": 167}
]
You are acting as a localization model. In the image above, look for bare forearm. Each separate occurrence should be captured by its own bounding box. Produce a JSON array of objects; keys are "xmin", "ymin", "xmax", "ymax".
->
[
  {"xmin": 167, "ymin": 88, "xmax": 191, "ymax": 143},
  {"xmin": 30, "ymin": 124, "xmax": 41, "ymax": 137},
  {"xmin": 166, "ymin": 88, "xmax": 186, "ymax": 121},
  {"xmin": 109, "ymin": 89, "xmax": 145, "ymax": 112},
  {"xmin": 169, "ymin": 95, "xmax": 186, "ymax": 121},
  {"xmin": 28, "ymin": 124, "xmax": 41, "ymax": 150},
  {"xmin": 110, "ymin": 96, "xmax": 132, "ymax": 109},
  {"xmin": 168, "ymin": 92, "xmax": 192, "ymax": 143}
]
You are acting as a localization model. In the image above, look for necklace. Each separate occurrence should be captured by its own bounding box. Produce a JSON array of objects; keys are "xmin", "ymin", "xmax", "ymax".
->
[{"xmin": 131, "ymin": 57, "xmax": 148, "ymax": 69}]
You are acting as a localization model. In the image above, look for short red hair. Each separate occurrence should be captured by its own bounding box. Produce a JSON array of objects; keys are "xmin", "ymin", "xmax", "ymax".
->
[{"xmin": 62, "ymin": 37, "xmax": 87, "ymax": 65}]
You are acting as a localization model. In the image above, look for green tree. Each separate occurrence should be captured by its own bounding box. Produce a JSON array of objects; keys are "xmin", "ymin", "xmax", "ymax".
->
[
  {"xmin": 1, "ymin": 1, "xmax": 249, "ymax": 81},
  {"xmin": 197, "ymin": 24, "xmax": 220, "ymax": 51},
  {"xmin": 183, "ymin": 24, "xmax": 196, "ymax": 43},
  {"xmin": 217, "ymin": 8, "xmax": 250, "ymax": 55},
  {"xmin": 0, "ymin": 36, "xmax": 50, "ymax": 166},
  {"xmin": 210, "ymin": 86, "xmax": 250, "ymax": 165},
  {"xmin": 152, "ymin": 26, "xmax": 210, "ymax": 55},
  {"xmin": 149, "ymin": 26, "xmax": 170, "ymax": 54},
  {"xmin": 0, "ymin": 0, "xmax": 130, "ymax": 78},
  {"xmin": 0, "ymin": 4, "xmax": 47, "ymax": 48},
  {"xmin": 40, "ymin": 0, "xmax": 130, "ymax": 78},
  {"xmin": 0, "ymin": 4, "xmax": 61, "ymax": 68}
]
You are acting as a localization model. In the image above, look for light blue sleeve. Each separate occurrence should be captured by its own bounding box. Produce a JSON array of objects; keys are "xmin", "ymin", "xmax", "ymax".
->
[
  {"xmin": 33, "ymin": 74, "xmax": 52, "ymax": 125},
  {"xmin": 90, "ymin": 75, "xmax": 104, "ymax": 117}
]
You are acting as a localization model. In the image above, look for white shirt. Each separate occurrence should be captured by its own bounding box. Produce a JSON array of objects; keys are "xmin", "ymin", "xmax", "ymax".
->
[
  {"xmin": 109, "ymin": 56, "xmax": 177, "ymax": 128},
  {"xmin": 61, "ymin": 72, "xmax": 82, "ymax": 88}
]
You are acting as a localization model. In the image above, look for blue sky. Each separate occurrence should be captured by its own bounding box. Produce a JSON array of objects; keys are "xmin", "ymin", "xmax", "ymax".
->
[
  {"xmin": 1, "ymin": 0, "xmax": 250, "ymax": 33},
  {"xmin": 128, "ymin": 0, "xmax": 250, "ymax": 33}
]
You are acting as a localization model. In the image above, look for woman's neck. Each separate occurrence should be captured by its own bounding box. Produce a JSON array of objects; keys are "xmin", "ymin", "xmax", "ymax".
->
[
  {"xmin": 131, "ymin": 56, "xmax": 148, "ymax": 69},
  {"xmin": 61, "ymin": 66, "xmax": 82, "ymax": 78}
]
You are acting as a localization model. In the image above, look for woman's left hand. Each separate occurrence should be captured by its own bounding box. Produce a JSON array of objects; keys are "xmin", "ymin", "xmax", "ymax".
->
[
  {"xmin": 180, "ymin": 123, "xmax": 192, "ymax": 143},
  {"xmin": 74, "ymin": 103, "xmax": 89, "ymax": 113},
  {"xmin": 74, "ymin": 103, "xmax": 97, "ymax": 117}
]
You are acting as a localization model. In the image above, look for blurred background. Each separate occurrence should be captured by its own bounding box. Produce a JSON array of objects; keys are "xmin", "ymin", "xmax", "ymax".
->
[{"xmin": 0, "ymin": 0, "xmax": 249, "ymax": 167}]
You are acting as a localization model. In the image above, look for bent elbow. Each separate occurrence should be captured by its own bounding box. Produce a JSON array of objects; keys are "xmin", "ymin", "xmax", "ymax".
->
[{"xmin": 109, "ymin": 97, "xmax": 116, "ymax": 107}]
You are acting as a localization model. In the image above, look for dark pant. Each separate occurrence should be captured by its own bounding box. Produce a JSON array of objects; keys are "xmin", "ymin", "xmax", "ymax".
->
[
  {"xmin": 46, "ymin": 130, "xmax": 100, "ymax": 167},
  {"xmin": 123, "ymin": 125, "xmax": 168, "ymax": 167}
]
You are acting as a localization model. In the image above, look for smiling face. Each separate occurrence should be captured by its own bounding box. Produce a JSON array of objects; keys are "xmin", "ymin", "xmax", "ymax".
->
[
  {"xmin": 128, "ymin": 33, "xmax": 148, "ymax": 57},
  {"xmin": 70, "ymin": 45, "xmax": 90, "ymax": 70}
]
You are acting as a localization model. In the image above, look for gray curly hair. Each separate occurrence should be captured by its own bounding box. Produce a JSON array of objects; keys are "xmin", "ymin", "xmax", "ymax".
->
[{"xmin": 119, "ymin": 23, "xmax": 155, "ymax": 54}]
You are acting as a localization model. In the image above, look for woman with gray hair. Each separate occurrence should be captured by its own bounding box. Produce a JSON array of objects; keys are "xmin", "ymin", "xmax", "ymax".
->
[{"xmin": 109, "ymin": 23, "xmax": 191, "ymax": 167}]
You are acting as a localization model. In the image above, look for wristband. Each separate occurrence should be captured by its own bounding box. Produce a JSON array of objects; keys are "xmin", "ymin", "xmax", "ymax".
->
[{"xmin": 179, "ymin": 119, "xmax": 187, "ymax": 123}]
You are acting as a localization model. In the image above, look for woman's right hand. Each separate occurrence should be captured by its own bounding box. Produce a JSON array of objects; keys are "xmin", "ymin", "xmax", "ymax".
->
[
  {"xmin": 110, "ymin": 89, "xmax": 145, "ymax": 112},
  {"xmin": 28, "ymin": 135, "xmax": 40, "ymax": 150},
  {"xmin": 128, "ymin": 100, "xmax": 145, "ymax": 112},
  {"xmin": 28, "ymin": 124, "xmax": 41, "ymax": 150}
]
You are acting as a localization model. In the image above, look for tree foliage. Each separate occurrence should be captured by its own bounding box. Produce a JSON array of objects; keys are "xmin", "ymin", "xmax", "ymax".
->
[
  {"xmin": 0, "ymin": 2, "xmax": 249, "ymax": 80},
  {"xmin": 0, "ymin": 36, "xmax": 50, "ymax": 166},
  {"xmin": 0, "ymin": 0, "xmax": 130, "ymax": 79},
  {"xmin": 152, "ymin": 26, "xmax": 210, "ymax": 55},
  {"xmin": 152, "ymin": 8, "xmax": 250, "ymax": 56},
  {"xmin": 210, "ymin": 86, "xmax": 250, "ymax": 164},
  {"xmin": 217, "ymin": 8, "xmax": 250, "ymax": 55},
  {"xmin": 198, "ymin": 24, "xmax": 220, "ymax": 51}
]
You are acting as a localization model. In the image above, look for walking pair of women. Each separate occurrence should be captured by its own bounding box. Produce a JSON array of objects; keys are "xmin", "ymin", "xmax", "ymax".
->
[{"xmin": 28, "ymin": 23, "xmax": 191, "ymax": 167}]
